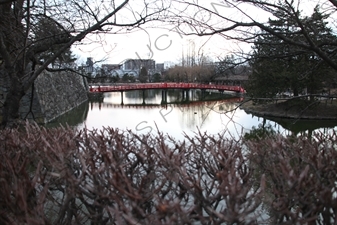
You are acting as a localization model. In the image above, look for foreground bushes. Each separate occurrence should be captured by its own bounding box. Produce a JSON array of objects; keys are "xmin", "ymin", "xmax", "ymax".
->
[{"xmin": 0, "ymin": 122, "xmax": 337, "ymax": 224}]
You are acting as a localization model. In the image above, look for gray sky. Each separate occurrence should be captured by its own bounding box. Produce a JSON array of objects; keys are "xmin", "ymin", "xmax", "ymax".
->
[{"xmin": 72, "ymin": 0, "xmax": 333, "ymax": 66}]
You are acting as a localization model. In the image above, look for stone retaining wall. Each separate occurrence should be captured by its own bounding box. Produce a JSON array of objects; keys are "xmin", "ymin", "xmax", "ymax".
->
[{"xmin": 1, "ymin": 70, "xmax": 88, "ymax": 124}]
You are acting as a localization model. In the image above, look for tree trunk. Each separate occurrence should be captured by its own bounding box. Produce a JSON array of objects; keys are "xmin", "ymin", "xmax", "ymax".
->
[{"xmin": 1, "ymin": 75, "xmax": 25, "ymax": 128}]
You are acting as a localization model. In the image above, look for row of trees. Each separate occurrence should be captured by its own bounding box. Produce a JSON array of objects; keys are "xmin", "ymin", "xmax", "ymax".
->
[
  {"xmin": 163, "ymin": 53, "xmax": 250, "ymax": 83},
  {"xmin": 163, "ymin": 65, "xmax": 215, "ymax": 83}
]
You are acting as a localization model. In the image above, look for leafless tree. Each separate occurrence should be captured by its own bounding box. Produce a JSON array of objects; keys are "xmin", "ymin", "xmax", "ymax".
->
[
  {"xmin": 169, "ymin": 0, "xmax": 337, "ymax": 70},
  {"xmin": 164, "ymin": 64, "xmax": 215, "ymax": 82},
  {"xmin": 0, "ymin": 0, "xmax": 169, "ymax": 127},
  {"xmin": 180, "ymin": 38, "xmax": 213, "ymax": 67}
]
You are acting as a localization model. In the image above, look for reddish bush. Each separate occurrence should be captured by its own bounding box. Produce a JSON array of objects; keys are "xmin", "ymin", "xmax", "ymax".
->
[
  {"xmin": 247, "ymin": 133, "xmax": 337, "ymax": 224},
  {"xmin": 0, "ymin": 122, "xmax": 336, "ymax": 224}
]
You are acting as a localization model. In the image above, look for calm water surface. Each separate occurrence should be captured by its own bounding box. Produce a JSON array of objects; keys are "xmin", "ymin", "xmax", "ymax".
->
[{"xmin": 49, "ymin": 89, "xmax": 337, "ymax": 139}]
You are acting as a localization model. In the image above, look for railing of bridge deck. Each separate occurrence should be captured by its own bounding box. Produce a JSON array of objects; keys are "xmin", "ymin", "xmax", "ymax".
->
[{"xmin": 89, "ymin": 83, "xmax": 245, "ymax": 93}]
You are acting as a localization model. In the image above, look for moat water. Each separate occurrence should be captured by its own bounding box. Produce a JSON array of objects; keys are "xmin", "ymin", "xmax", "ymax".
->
[{"xmin": 48, "ymin": 89, "xmax": 337, "ymax": 139}]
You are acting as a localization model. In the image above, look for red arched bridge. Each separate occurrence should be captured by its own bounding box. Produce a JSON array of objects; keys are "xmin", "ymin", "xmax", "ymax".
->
[{"xmin": 89, "ymin": 82, "xmax": 246, "ymax": 93}]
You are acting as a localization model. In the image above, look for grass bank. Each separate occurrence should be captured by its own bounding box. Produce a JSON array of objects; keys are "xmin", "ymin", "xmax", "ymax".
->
[{"xmin": 240, "ymin": 97, "xmax": 337, "ymax": 120}]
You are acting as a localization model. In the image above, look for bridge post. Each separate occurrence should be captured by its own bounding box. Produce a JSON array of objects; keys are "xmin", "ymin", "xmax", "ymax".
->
[
  {"xmin": 182, "ymin": 89, "xmax": 190, "ymax": 102},
  {"xmin": 121, "ymin": 91, "xmax": 124, "ymax": 105},
  {"xmin": 142, "ymin": 90, "xmax": 146, "ymax": 105},
  {"xmin": 161, "ymin": 90, "xmax": 167, "ymax": 104}
]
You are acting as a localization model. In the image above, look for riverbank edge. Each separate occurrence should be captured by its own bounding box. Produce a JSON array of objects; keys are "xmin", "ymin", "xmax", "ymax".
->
[{"xmin": 239, "ymin": 100, "xmax": 337, "ymax": 120}]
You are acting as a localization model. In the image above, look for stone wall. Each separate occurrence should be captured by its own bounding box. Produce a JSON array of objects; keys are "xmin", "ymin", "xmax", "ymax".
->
[{"xmin": 1, "ymin": 70, "xmax": 88, "ymax": 124}]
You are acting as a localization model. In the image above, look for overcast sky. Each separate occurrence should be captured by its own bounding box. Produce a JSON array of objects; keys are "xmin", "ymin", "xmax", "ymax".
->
[
  {"xmin": 72, "ymin": 27, "xmax": 248, "ymax": 67},
  {"xmin": 70, "ymin": 0, "xmax": 259, "ymax": 66},
  {"xmin": 72, "ymin": 0, "xmax": 331, "ymax": 67}
]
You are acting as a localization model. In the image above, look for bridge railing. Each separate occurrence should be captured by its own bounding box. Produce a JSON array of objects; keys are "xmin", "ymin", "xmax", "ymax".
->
[{"xmin": 89, "ymin": 83, "xmax": 246, "ymax": 93}]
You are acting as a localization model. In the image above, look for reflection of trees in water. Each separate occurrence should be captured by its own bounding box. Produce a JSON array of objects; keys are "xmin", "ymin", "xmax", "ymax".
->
[
  {"xmin": 178, "ymin": 101, "xmax": 240, "ymax": 130},
  {"xmin": 246, "ymin": 114, "xmax": 337, "ymax": 137},
  {"xmin": 268, "ymin": 117, "xmax": 337, "ymax": 136},
  {"xmin": 244, "ymin": 118, "xmax": 277, "ymax": 141},
  {"xmin": 212, "ymin": 102, "xmax": 238, "ymax": 113}
]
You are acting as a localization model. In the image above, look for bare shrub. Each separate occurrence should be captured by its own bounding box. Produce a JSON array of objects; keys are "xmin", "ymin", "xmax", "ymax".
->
[
  {"xmin": 0, "ymin": 122, "xmax": 336, "ymax": 224},
  {"xmin": 246, "ymin": 132, "xmax": 337, "ymax": 224}
]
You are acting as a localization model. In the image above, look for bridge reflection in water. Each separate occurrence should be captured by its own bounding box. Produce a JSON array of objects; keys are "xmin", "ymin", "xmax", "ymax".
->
[{"xmin": 90, "ymin": 97, "xmax": 244, "ymax": 111}]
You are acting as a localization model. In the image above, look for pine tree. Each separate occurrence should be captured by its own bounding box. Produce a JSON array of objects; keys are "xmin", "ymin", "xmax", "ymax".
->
[{"xmin": 248, "ymin": 6, "xmax": 337, "ymax": 98}]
